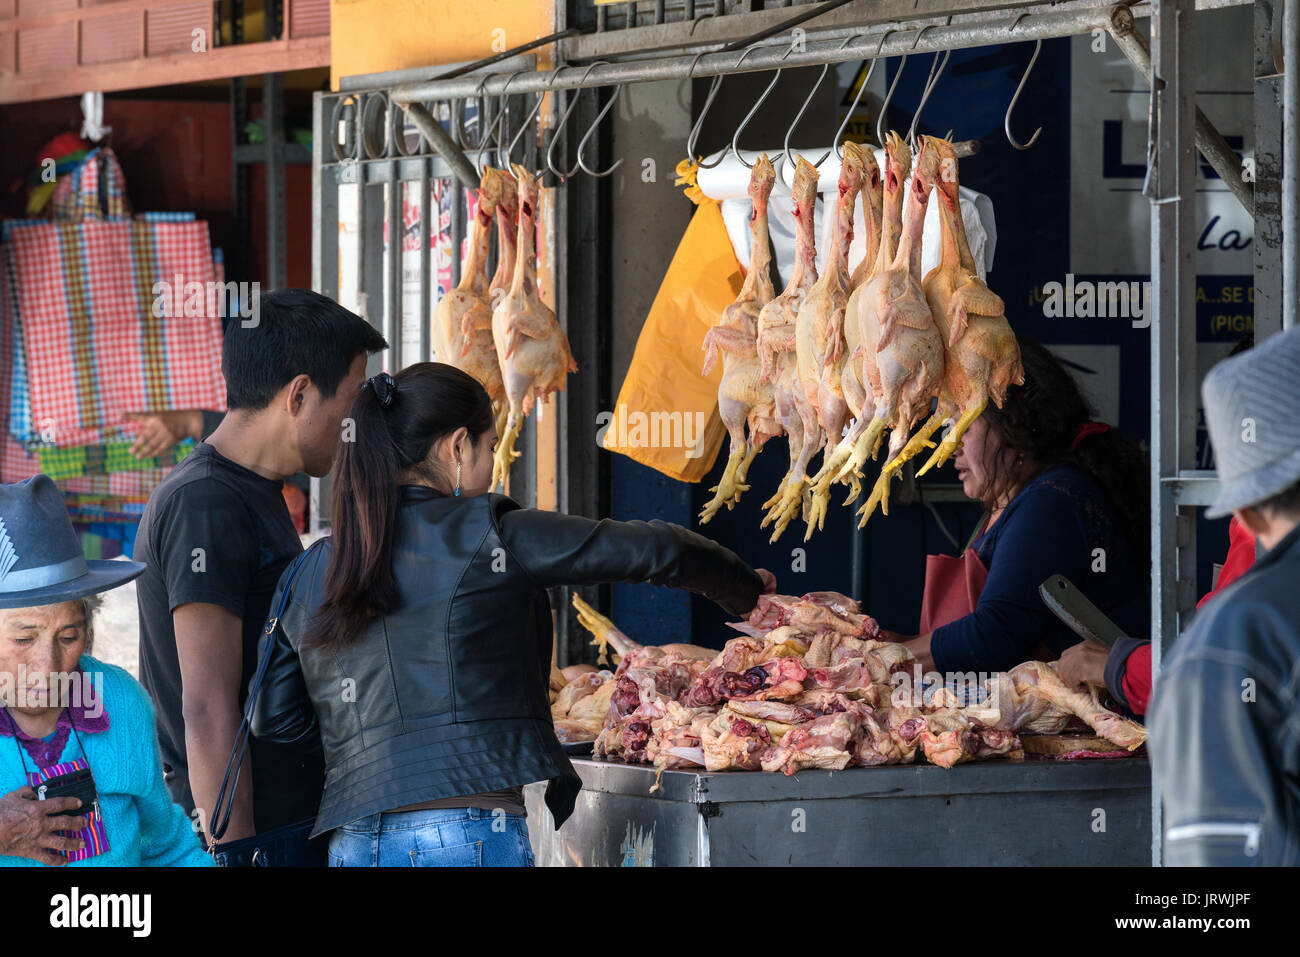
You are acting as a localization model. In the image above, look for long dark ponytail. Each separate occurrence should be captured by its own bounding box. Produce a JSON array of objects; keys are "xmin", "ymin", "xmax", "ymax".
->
[
  {"xmin": 981, "ymin": 337, "xmax": 1150, "ymax": 572},
  {"xmin": 307, "ymin": 362, "xmax": 495, "ymax": 650}
]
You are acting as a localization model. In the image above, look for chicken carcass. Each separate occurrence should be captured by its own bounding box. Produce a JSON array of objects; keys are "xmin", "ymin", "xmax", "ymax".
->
[
  {"xmin": 488, "ymin": 168, "xmax": 518, "ymax": 305},
  {"xmin": 434, "ymin": 167, "xmax": 507, "ymax": 421},
  {"xmin": 486, "ymin": 169, "xmax": 519, "ymax": 436},
  {"xmin": 491, "ymin": 164, "xmax": 578, "ymax": 490},
  {"xmin": 701, "ymin": 712, "xmax": 773, "ymax": 771},
  {"xmin": 848, "ymin": 145, "xmax": 885, "ymax": 293},
  {"xmin": 1007, "ymin": 662, "xmax": 1147, "ymax": 751},
  {"xmin": 760, "ymin": 710, "xmax": 861, "ymax": 775},
  {"xmin": 878, "ymin": 135, "xmax": 1024, "ymax": 479},
  {"xmin": 757, "ymin": 156, "xmax": 822, "ymax": 542},
  {"xmin": 808, "ymin": 133, "xmax": 911, "ymax": 511},
  {"xmin": 853, "ymin": 134, "xmax": 946, "ymax": 524},
  {"xmin": 699, "ymin": 154, "xmax": 783, "ymax": 523},
  {"xmin": 796, "ymin": 141, "xmax": 867, "ymax": 540}
]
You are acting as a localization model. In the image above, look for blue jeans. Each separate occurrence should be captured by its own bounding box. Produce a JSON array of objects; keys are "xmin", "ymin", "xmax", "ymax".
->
[{"xmin": 328, "ymin": 807, "xmax": 535, "ymax": 867}]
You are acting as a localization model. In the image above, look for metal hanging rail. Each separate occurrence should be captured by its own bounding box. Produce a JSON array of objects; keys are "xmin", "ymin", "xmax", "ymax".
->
[{"xmin": 392, "ymin": 3, "xmax": 1149, "ymax": 101}]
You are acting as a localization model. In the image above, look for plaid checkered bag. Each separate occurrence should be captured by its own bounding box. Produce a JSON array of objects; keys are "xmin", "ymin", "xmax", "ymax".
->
[
  {"xmin": 6, "ymin": 218, "xmax": 226, "ymax": 450},
  {"xmin": 50, "ymin": 148, "xmax": 131, "ymax": 221},
  {"xmin": 2, "ymin": 242, "xmax": 35, "ymax": 447},
  {"xmin": 38, "ymin": 439, "xmax": 196, "ymax": 482},
  {"xmin": 0, "ymin": 251, "xmax": 39, "ymax": 482}
]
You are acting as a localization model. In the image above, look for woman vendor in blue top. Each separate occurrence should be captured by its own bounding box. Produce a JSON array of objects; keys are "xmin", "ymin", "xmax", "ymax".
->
[{"xmin": 883, "ymin": 339, "xmax": 1150, "ymax": 675}]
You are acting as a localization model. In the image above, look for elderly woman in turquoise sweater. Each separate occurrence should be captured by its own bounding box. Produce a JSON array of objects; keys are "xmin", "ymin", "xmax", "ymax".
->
[{"xmin": 0, "ymin": 475, "xmax": 210, "ymax": 867}]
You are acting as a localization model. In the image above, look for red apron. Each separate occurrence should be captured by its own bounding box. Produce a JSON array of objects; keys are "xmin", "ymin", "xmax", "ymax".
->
[
  {"xmin": 918, "ymin": 523, "xmax": 1057, "ymax": 663},
  {"xmin": 919, "ymin": 548, "xmax": 989, "ymax": 634}
]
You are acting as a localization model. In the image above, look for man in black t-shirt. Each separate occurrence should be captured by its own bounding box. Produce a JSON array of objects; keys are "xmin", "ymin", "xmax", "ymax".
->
[{"xmin": 135, "ymin": 289, "xmax": 386, "ymax": 847}]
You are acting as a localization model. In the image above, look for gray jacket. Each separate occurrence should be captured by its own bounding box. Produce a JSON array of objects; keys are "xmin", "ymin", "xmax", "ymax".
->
[{"xmin": 1149, "ymin": 523, "xmax": 1300, "ymax": 865}]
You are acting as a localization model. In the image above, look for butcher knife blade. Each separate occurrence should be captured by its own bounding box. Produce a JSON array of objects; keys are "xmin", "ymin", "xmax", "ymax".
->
[{"xmin": 1038, "ymin": 575, "xmax": 1126, "ymax": 648}]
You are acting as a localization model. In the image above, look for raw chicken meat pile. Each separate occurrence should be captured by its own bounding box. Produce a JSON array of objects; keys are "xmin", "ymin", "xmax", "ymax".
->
[{"xmin": 551, "ymin": 592, "xmax": 1146, "ymax": 787}]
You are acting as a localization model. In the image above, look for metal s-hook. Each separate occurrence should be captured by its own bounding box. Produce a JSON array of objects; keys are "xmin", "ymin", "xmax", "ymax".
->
[
  {"xmin": 1005, "ymin": 36, "xmax": 1044, "ymax": 150},
  {"xmin": 731, "ymin": 44, "xmax": 797, "ymax": 170},
  {"xmin": 684, "ymin": 50, "xmax": 726, "ymax": 170},
  {"xmin": 545, "ymin": 62, "xmax": 606, "ymax": 180},
  {"xmin": 907, "ymin": 49, "xmax": 951, "ymax": 149},
  {"xmin": 479, "ymin": 70, "xmax": 527, "ymax": 173},
  {"xmin": 456, "ymin": 73, "xmax": 496, "ymax": 152},
  {"xmin": 783, "ymin": 34, "xmax": 856, "ymax": 170},
  {"xmin": 575, "ymin": 83, "xmax": 625, "ymax": 177},
  {"xmin": 783, "ymin": 62, "xmax": 830, "ymax": 171},
  {"xmin": 824, "ymin": 34, "xmax": 877, "ymax": 165},
  {"xmin": 501, "ymin": 89, "xmax": 546, "ymax": 169},
  {"xmin": 903, "ymin": 20, "xmax": 952, "ymax": 150},
  {"xmin": 876, "ymin": 50, "xmax": 909, "ymax": 148},
  {"xmin": 684, "ymin": 45, "xmax": 765, "ymax": 170}
]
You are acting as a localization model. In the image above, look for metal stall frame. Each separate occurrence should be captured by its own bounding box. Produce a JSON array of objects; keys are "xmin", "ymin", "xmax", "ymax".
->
[{"xmin": 314, "ymin": 0, "xmax": 1292, "ymax": 864}]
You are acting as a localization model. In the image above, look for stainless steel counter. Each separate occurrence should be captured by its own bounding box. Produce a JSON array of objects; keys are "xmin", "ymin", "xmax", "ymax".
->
[{"xmin": 524, "ymin": 756, "xmax": 1152, "ymax": 866}]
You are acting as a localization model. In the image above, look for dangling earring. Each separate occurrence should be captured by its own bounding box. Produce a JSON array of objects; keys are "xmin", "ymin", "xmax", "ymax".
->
[{"xmin": 454, "ymin": 460, "xmax": 461, "ymax": 497}]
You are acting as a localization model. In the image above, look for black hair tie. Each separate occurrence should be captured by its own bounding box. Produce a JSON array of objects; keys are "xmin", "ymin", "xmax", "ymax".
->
[{"xmin": 367, "ymin": 372, "xmax": 396, "ymax": 407}]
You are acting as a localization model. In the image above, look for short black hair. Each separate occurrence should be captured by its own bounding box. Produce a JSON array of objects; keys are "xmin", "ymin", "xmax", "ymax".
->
[{"xmin": 222, "ymin": 289, "xmax": 388, "ymax": 410}]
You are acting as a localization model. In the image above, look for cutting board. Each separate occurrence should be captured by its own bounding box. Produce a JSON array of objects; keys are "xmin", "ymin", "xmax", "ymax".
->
[{"xmin": 1020, "ymin": 733, "xmax": 1131, "ymax": 756}]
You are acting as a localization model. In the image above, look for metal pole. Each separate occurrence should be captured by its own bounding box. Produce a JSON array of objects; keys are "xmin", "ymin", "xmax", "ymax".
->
[
  {"xmin": 391, "ymin": 6, "xmax": 1132, "ymax": 102},
  {"xmin": 391, "ymin": 99, "xmax": 480, "ymax": 188},
  {"xmin": 1284, "ymin": 0, "xmax": 1299, "ymax": 328},
  {"xmin": 1108, "ymin": 6, "xmax": 1253, "ymax": 217},
  {"xmin": 1147, "ymin": 0, "xmax": 1197, "ymax": 868}
]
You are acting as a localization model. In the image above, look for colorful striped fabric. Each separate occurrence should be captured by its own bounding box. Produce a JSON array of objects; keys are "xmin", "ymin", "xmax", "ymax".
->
[
  {"xmin": 0, "ymin": 250, "xmax": 39, "ymax": 483},
  {"xmin": 25, "ymin": 759, "xmax": 110, "ymax": 862},
  {"xmin": 5, "ymin": 218, "xmax": 226, "ymax": 449},
  {"xmin": 50, "ymin": 148, "xmax": 131, "ymax": 221},
  {"xmin": 2, "ymin": 242, "xmax": 34, "ymax": 449},
  {"xmin": 37, "ymin": 439, "xmax": 196, "ymax": 482}
]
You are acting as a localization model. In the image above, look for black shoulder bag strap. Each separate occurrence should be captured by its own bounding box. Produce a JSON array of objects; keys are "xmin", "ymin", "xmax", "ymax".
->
[{"xmin": 208, "ymin": 547, "xmax": 314, "ymax": 847}]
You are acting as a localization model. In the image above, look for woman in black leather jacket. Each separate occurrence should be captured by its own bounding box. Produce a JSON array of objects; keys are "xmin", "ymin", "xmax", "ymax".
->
[{"xmin": 252, "ymin": 362, "xmax": 763, "ymax": 866}]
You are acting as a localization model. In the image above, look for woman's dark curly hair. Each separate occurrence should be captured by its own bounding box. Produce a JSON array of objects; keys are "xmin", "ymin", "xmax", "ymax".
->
[{"xmin": 979, "ymin": 337, "xmax": 1150, "ymax": 572}]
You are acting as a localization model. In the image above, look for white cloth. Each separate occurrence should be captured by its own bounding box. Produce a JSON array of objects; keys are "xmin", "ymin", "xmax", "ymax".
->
[{"xmin": 80, "ymin": 91, "xmax": 112, "ymax": 143}]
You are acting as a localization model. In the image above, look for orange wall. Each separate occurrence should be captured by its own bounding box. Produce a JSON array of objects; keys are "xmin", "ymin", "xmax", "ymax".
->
[{"xmin": 330, "ymin": 0, "xmax": 556, "ymax": 88}]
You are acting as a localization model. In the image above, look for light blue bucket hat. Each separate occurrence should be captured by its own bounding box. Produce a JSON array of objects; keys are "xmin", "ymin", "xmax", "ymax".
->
[{"xmin": 1202, "ymin": 326, "xmax": 1300, "ymax": 519}]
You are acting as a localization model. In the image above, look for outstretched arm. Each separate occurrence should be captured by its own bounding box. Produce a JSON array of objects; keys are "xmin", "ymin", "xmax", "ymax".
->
[{"xmin": 501, "ymin": 509, "xmax": 763, "ymax": 617}]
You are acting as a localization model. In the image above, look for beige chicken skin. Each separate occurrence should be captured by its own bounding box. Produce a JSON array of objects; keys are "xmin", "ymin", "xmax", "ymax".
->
[
  {"xmin": 852, "ymin": 136, "xmax": 945, "ymax": 525},
  {"xmin": 491, "ymin": 164, "xmax": 578, "ymax": 491},
  {"xmin": 795, "ymin": 142, "xmax": 867, "ymax": 542},
  {"xmin": 488, "ymin": 168, "xmax": 518, "ymax": 307},
  {"xmin": 757, "ymin": 156, "xmax": 821, "ymax": 543},
  {"xmin": 848, "ymin": 145, "xmax": 885, "ymax": 293},
  {"xmin": 806, "ymin": 136, "xmax": 901, "ymax": 531},
  {"xmin": 699, "ymin": 154, "xmax": 782, "ymax": 524},
  {"xmin": 485, "ymin": 169, "xmax": 520, "ymax": 437},
  {"xmin": 884, "ymin": 135, "xmax": 1024, "ymax": 478},
  {"xmin": 434, "ymin": 167, "xmax": 507, "ymax": 424}
]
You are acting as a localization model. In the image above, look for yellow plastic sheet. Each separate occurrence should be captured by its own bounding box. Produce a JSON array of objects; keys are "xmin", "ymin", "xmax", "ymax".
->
[{"xmin": 602, "ymin": 194, "xmax": 744, "ymax": 482}]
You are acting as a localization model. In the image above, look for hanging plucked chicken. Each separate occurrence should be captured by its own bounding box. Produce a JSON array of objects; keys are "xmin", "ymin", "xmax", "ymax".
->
[
  {"xmin": 757, "ymin": 156, "xmax": 821, "ymax": 542},
  {"xmin": 433, "ymin": 166, "xmax": 508, "ymax": 431},
  {"xmin": 491, "ymin": 164, "xmax": 578, "ymax": 491},
  {"xmin": 699, "ymin": 154, "xmax": 783, "ymax": 523}
]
